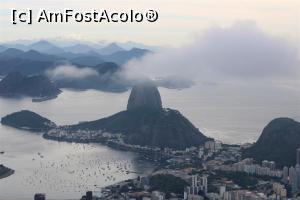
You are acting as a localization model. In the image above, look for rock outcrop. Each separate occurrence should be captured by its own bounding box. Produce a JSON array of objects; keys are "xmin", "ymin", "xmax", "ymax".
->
[{"xmin": 127, "ymin": 81, "xmax": 162, "ymax": 111}]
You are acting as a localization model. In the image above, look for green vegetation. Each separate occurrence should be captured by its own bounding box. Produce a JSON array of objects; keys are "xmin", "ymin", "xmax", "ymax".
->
[
  {"xmin": 149, "ymin": 174, "xmax": 189, "ymax": 194},
  {"xmin": 243, "ymin": 118, "xmax": 300, "ymax": 168},
  {"xmin": 71, "ymin": 107, "xmax": 209, "ymax": 149},
  {"xmin": 215, "ymin": 171, "xmax": 258, "ymax": 188}
]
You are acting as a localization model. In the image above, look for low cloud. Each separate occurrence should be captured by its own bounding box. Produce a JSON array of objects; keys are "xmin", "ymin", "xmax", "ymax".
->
[
  {"xmin": 122, "ymin": 21, "xmax": 299, "ymax": 84},
  {"xmin": 46, "ymin": 64, "xmax": 98, "ymax": 80}
]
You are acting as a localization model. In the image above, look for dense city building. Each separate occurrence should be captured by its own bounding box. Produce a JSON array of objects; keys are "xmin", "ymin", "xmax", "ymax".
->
[
  {"xmin": 282, "ymin": 149, "xmax": 300, "ymax": 195},
  {"xmin": 31, "ymin": 145, "xmax": 300, "ymax": 200},
  {"xmin": 184, "ymin": 175, "xmax": 208, "ymax": 200}
]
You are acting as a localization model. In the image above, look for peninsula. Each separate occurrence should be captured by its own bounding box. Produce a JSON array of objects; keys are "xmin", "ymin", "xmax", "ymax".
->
[{"xmin": 1, "ymin": 81, "xmax": 211, "ymax": 150}]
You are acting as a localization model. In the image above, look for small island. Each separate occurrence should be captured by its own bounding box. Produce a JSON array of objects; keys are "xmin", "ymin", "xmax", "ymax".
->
[
  {"xmin": 1, "ymin": 110, "xmax": 57, "ymax": 132},
  {"xmin": 0, "ymin": 164, "xmax": 14, "ymax": 179}
]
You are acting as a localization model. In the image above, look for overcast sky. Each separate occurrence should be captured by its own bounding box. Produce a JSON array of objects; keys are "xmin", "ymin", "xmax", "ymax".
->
[{"xmin": 0, "ymin": 0, "xmax": 299, "ymax": 46}]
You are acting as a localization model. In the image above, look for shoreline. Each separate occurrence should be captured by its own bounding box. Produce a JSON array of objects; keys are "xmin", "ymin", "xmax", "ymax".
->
[{"xmin": 42, "ymin": 133, "xmax": 168, "ymax": 164}]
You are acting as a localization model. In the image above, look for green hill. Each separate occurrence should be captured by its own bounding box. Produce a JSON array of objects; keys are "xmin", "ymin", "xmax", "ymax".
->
[
  {"xmin": 243, "ymin": 118, "xmax": 300, "ymax": 168},
  {"xmin": 70, "ymin": 107, "xmax": 209, "ymax": 149},
  {"xmin": 1, "ymin": 110, "xmax": 56, "ymax": 131}
]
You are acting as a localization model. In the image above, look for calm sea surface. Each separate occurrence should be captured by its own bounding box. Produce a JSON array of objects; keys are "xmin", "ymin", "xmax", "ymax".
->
[{"xmin": 0, "ymin": 83, "xmax": 299, "ymax": 199}]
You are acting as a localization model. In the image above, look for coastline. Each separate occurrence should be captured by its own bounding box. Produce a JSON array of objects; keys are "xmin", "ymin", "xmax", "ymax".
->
[{"xmin": 43, "ymin": 133, "xmax": 169, "ymax": 164}]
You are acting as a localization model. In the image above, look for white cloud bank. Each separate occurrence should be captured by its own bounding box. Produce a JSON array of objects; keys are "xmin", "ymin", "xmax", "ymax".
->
[
  {"xmin": 122, "ymin": 21, "xmax": 299, "ymax": 84},
  {"xmin": 46, "ymin": 64, "xmax": 98, "ymax": 80}
]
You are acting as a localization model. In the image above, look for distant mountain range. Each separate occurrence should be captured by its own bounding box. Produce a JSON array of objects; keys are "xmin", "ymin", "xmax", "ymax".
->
[
  {"xmin": 1, "ymin": 39, "xmax": 159, "ymax": 51},
  {"xmin": 104, "ymin": 48, "xmax": 149, "ymax": 64},
  {"xmin": 28, "ymin": 40, "xmax": 65, "ymax": 55},
  {"xmin": 63, "ymin": 44, "xmax": 100, "ymax": 54},
  {"xmin": 0, "ymin": 48, "xmax": 61, "ymax": 75},
  {"xmin": 0, "ymin": 40, "xmax": 191, "ymax": 94},
  {"xmin": 0, "ymin": 48, "xmax": 58, "ymax": 62},
  {"xmin": 0, "ymin": 45, "xmax": 6, "ymax": 53},
  {"xmin": 0, "ymin": 40, "xmax": 151, "ymax": 76},
  {"xmin": 243, "ymin": 118, "xmax": 300, "ymax": 168},
  {"xmin": 0, "ymin": 40, "xmax": 152, "ymax": 60}
]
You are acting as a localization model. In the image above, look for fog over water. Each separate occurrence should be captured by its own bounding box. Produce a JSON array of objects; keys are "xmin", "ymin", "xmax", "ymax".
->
[{"xmin": 0, "ymin": 83, "xmax": 299, "ymax": 199}]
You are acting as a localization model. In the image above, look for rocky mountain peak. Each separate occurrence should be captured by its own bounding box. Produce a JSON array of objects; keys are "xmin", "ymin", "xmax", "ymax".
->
[{"xmin": 127, "ymin": 81, "xmax": 162, "ymax": 111}]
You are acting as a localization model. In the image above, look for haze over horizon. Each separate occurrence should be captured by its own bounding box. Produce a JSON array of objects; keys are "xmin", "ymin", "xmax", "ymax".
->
[{"xmin": 0, "ymin": 0, "xmax": 299, "ymax": 47}]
